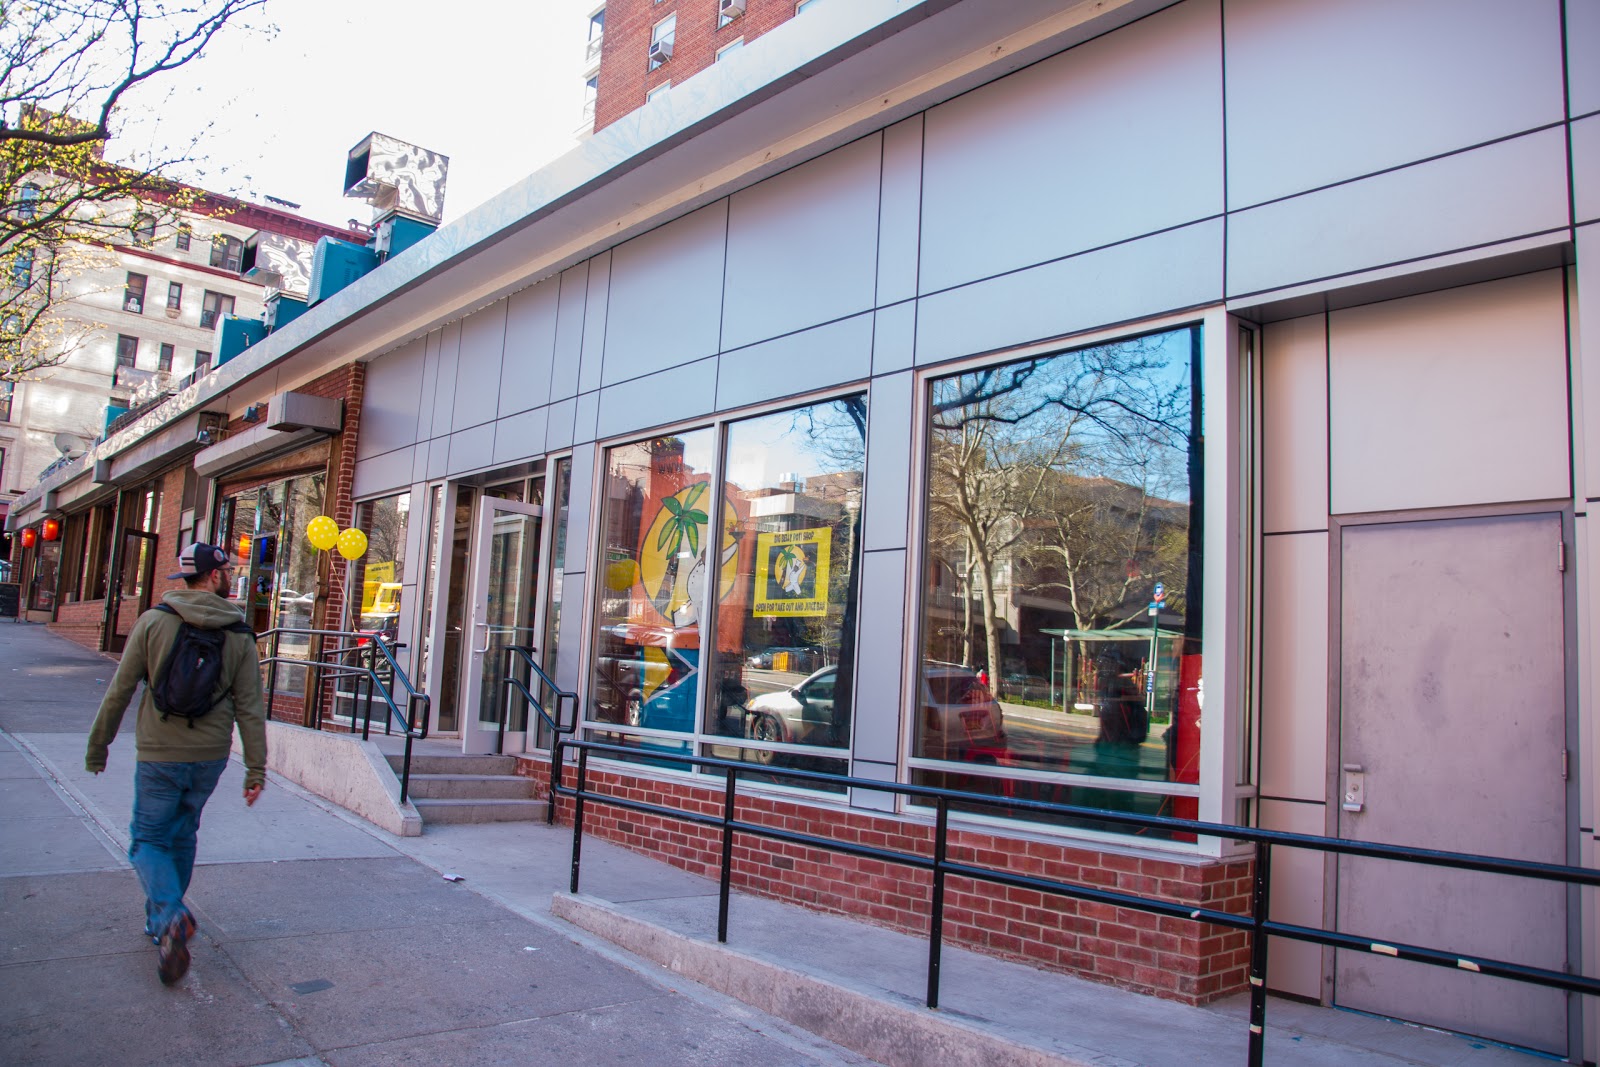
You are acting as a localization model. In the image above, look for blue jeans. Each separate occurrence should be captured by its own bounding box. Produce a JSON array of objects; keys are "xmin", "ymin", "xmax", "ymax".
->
[{"xmin": 129, "ymin": 759, "xmax": 227, "ymax": 935}]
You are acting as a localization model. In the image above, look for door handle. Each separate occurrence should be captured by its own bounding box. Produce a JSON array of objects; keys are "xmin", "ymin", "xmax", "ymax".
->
[
  {"xmin": 1342, "ymin": 764, "xmax": 1365, "ymax": 813},
  {"xmin": 472, "ymin": 620, "xmax": 491, "ymax": 655}
]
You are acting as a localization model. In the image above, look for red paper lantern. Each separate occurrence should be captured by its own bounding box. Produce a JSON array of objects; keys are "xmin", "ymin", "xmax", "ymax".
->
[
  {"xmin": 20, "ymin": 527, "xmax": 37, "ymax": 548},
  {"xmin": 41, "ymin": 518, "xmax": 59, "ymax": 541}
]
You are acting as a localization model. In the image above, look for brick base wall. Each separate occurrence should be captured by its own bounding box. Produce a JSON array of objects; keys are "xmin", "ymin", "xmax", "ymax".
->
[
  {"xmin": 50, "ymin": 599, "xmax": 107, "ymax": 652},
  {"xmin": 520, "ymin": 756, "xmax": 1252, "ymax": 1004}
]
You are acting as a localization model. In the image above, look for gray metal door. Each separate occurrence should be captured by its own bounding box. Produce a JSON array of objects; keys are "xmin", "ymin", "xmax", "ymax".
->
[{"xmin": 1335, "ymin": 512, "xmax": 1568, "ymax": 1055}]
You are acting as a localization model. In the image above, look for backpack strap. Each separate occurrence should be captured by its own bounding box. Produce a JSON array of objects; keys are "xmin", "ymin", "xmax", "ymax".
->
[{"xmin": 156, "ymin": 604, "xmax": 178, "ymax": 617}]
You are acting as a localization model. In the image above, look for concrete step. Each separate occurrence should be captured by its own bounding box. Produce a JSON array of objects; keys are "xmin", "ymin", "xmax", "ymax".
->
[
  {"xmin": 387, "ymin": 753, "xmax": 519, "ymax": 776},
  {"xmin": 406, "ymin": 773, "xmax": 537, "ymax": 801},
  {"xmin": 411, "ymin": 798, "xmax": 549, "ymax": 824}
]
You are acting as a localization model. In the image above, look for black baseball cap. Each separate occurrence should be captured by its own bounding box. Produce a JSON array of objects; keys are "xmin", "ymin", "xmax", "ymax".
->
[{"xmin": 169, "ymin": 542, "xmax": 233, "ymax": 580}]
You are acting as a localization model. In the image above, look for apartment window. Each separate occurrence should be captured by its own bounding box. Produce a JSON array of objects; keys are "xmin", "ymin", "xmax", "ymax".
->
[
  {"xmin": 586, "ymin": 6, "xmax": 605, "ymax": 62},
  {"xmin": 131, "ymin": 213, "xmax": 156, "ymax": 245},
  {"xmin": 719, "ymin": 0, "xmax": 745, "ymax": 28},
  {"xmin": 796, "ymin": 0, "xmax": 821, "ymax": 11},
  {"xmin": 200, "ymin": 290, "xmax": 234, "ymax": 329},
  {"xmin": 166, "ymin": 281, "xmax": 182, "ymax": 312},
  {"xmin": 123, "ymin": 272, "xmax": 147, "ymax": 314},
  {"xmin": 11, "ymin": 249, "xmax": 32, "ymax": 287},
  {"xmin": 649, "ymin": 14, "xmax": 675, "ymax": 69},
  {"xmin": 0, "ymin": 382, "xmax": 12, "ymax": 422},
  {"xmin": 175, "ymin": 224, "xmax": 192, "ymax": 251},
  {"xmin": 583, "ymin": 73, "xmax": 599, "ymax": 121},
  {"xmin": 645, "ymin": 81, "xmax": 671, "ymax": 102},
  {"xmin": 194, "ymin": 350, "xmax": 212, "ymax": 375},
  {"xmin": 115, "ymin": 334, "xmax": 139, "ymax": 368},
  {"xmin": 17, "ymin": 183, "xmax": 40, "ymax": 220},
  {"xmin": 715, "ymin": 38, "xmax": 744, "ymax": 61},
  {"xmin": 157, "ymin": 343, "xmax": 174, "ymax": 373},
  {"xmin": 209, "ymin": 234, "xmax": 243, "ymax": 272}
]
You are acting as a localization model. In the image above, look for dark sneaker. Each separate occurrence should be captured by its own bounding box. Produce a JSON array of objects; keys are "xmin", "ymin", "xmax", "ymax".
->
[{"xmin": 157, "ymin": 915, "xmax": 195, "ymax": 986}]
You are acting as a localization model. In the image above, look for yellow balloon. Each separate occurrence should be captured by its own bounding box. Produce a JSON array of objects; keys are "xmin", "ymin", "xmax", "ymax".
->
[
  {"xmin": 306, "ymin": 515, "xmax": 339, "ymax": 551},
  {"xmin": 336, "ymin": 527, "xmax": 368, "ymax": 560},
  {"xmin": 604, "ymin": 558, "xmax": 637, "ymax": 592}
]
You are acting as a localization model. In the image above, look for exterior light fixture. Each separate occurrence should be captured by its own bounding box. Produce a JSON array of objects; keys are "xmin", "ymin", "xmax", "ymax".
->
[
  {"xmin": 41, "ymin": 518, "xmax": 60, "ymax": 541},
  {"xmin": 20, "ymin": 527, "xmax": 37, "ymax": 548}
]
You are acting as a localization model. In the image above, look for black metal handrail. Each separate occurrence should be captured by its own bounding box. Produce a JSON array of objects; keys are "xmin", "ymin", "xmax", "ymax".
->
[
  {"xmin": 255, "ymin": 626, "xmax": 429, "ymax": 802},
  {"xmin": 501, "ymin": 644, "xmax": 576, "ymax": 822},
  {"xmin": 549, "ymin": 737, "xmax": 1600, "ymax": 1066}
]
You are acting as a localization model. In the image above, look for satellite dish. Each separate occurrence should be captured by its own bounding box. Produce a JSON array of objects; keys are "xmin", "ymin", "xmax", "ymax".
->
[{"xmin": 53, "ymin": 432, "xmax": 88, "ymax": 459}]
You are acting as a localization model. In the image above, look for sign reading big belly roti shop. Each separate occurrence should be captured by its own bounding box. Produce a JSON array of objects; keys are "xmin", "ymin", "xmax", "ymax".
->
[{"xmin": 753, "ymin": 527, "xmax": 831, "ymax": 618}]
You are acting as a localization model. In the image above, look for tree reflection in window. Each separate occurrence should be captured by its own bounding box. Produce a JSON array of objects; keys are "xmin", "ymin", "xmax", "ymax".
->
[{"xmin": 919, "ymin": 326, "xmax": 1203, "ymax": 829}]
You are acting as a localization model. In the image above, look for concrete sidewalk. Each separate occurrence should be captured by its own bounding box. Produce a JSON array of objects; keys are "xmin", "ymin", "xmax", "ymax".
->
[
  {"xmin": 0, "ymin": 622, "xmax": 871, "ymax": 1067},
  {"xmin": 1, "ymin": 622, "xmax": 1552, "ymax": 1066}
]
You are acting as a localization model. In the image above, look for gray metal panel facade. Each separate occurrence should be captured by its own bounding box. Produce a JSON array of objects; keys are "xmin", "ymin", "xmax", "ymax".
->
[
  {"xmin": 1223, "ymin": 0, "xmax": 1564, "ymax": 209},
  {"xmin": 918, "ymin": 0, "xmax": 1223, "ymax": 297},
  {"xmin": 499, "ymin": 280, "xmax": 560, "ymax": 418},
  {"xmin": 1225, "ymin": 130, "xmax": 1569, "ymax": 298},
  {"xmin": 357, "ymin": 336, "xmax": 426, "ymax": 459},
  {"xmin": 602, "ymin": 203, "xmax": 728, "ymax": 386},
  {"xmin": 721, "ymin": 135, "xmax": 882, "ymax": 352},
  {"xmin": 452, "ymin": 299, "xmax": 508, "ymax": 432},
  {"xmin": 715, "ymin": 314, "xmax": 872, "ymax": 413}
]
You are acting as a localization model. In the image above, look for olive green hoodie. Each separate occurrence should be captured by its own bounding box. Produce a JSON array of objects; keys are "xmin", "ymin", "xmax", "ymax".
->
[{"xmin": 85, "ymin": 588, "xmax": 268, "ymax": 788}]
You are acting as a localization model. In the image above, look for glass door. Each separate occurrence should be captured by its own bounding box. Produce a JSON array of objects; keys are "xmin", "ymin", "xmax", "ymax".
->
[
  {"xmin": 109, "ymin": 530, "xmax": 158, "ymax": 653},
  {"xmin": 461, "ymin": 498, "xmax": 544, "ymax": 754}
]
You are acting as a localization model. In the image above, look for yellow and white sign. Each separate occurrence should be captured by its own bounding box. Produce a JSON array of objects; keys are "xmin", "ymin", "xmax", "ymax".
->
[{"xmin": 752, "ymin": 527, "xmax": 832, "ymax": 618}]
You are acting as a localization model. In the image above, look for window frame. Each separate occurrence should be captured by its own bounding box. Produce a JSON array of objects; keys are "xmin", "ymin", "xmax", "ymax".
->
[
  {"xmin": 648, "ymin": 13, "xmax": 676, "ymax": 69},
  {"xmin": 131, "ymin": 213, "xmax": 156, "ymax": 245},
  {"xmin": 715, "ymin": 38, "xmax": 744, "ymax": 61},
  {"xmin": 209, "ymin": 234, "xmax": 243, "ymax": 272},
  {"xmin": 166, "ymin": 281, "xmax": 183, "ymax": 312},
  {"xmin": 157, "ymin": 342, "xmax": 174, "ymax": 373},
  {"xmin": 115, "ymin": 334, "xmax": 139, "ymax": 368},
  {"xmin": 200, "ymin": 289, "xmax": 234, "ymax": 330},
  {"xmin": 579, "ymin": 384, "xmax": 871, "ymax": 793},
  {"xmin": 123, "ymin": 271, "xmax": 147, "ymax": 314},
  {"xmin": 902, "ymin": 309, "xmax": 1250, "ymax": 855},
  {"xmin": 175, "ymin": 224, "xmax": 192, "ymax": 252}
]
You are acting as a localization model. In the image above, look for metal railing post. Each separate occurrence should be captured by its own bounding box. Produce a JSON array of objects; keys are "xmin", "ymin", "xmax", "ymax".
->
[
  {"xmin": 266, "ymin": 630, "xmax": 280, "ymax": 719},
  {"xmin": 927, "ymin": 797, "xmax": 950, "ymax": 1010},
  {"xmin": 547, "ymin": 738, "xmax": 560, "ymax": 826},
  {"xmin": 361, "ymin": 643, "xmax": 374, "ymax": 741},
  {"xmin": 718, "ymin": 765, "xmax": 737, "ymax": 943},
  {"xmin": 1247, "ymin": 844, "xmax": 1273, "ymax": 1067},
  {"xmin": 570, "ymin": 745, "xmax": 589, "ymax": 894}
]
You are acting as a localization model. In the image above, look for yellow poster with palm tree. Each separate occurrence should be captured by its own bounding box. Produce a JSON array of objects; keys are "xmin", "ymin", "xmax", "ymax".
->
[
  {"xmin": 752, "ymin": 527, "xmax": 831, "ymax": 617},
  {"xmin": 637, "ymin": 480, "xmax": 742, "ymax": 628}
]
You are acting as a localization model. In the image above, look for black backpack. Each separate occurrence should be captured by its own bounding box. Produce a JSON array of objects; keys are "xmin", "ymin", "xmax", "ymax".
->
[{"xmin": 150, "ymin": 604, "xmax": 255, "ymax": 726}]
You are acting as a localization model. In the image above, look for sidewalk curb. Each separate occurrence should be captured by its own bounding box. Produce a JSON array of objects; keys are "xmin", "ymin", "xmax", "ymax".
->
[{"xmin": 550, "ymin": 892, "xmax": 1120, "ymax": 1067}]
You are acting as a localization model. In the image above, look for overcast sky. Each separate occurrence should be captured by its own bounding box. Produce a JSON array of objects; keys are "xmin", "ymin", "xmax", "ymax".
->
[{"xmin": 110, "ymin": 0, "xmax": 597, "ymax": 228}]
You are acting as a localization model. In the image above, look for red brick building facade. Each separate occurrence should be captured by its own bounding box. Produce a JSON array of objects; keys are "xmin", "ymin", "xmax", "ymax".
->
[{"xmin": 594, "ymin": 0, "xmax": 805, "ymax": 131}]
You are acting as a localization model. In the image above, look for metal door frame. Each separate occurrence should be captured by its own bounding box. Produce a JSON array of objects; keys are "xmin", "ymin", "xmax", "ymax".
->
[
  {"xmin": 461, "ymin": 495, "xmax": 546, "ymax": 754},
  {"xmin": 1325, "ymin": 498, "xmax": 1580, "ymax": 1053},
  {"xmin": 108, "ymin": 528, "xmax": 159, "ymax": 653}
]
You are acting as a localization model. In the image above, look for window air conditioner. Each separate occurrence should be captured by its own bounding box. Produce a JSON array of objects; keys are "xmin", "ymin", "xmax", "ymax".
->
[
  {"xmin": 720, "ymin": 0, "xmax": 745, "ymax": 18},
  {"xmin": 649, "ymin": 37, "xmax": 673, "ymax": 63}
]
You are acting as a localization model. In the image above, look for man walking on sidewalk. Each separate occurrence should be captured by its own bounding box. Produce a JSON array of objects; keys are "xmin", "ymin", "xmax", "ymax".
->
[{"xmin": 85, "ymin": 542, "xmax": 268, "ymax": 986}]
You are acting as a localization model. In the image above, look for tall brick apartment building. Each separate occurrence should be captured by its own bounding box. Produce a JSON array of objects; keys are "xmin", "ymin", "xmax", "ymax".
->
[
  {"xmin": 10, "ymin": 2, "xmax": 1599, "ymax": 1057},
  {"xmin": 590, "ymin": 0, "xmax": 820, "ymax": 130}
]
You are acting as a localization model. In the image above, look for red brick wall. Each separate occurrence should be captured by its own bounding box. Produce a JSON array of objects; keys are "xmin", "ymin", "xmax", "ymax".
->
[
  {"xmin": 595, "ymin": 0, "xmax": 800, "ymax": 131},
  {"xmin": 50, "ymin": 599, "xmax": 107, "ymax": 651},
  {"xmin": 525, "ymin": 757, "xmax": 1252, "ymax": 1003}
]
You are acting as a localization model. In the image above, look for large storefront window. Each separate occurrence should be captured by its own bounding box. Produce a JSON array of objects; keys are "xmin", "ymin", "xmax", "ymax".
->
[
  {"xmin": 916, "ymin": 326, "xmax": 1203, "ymax": 833},
  {"xmin": 218, "ymin": 471, "xmax": 327, "ymax": 696},
  {"xmin": 346, "ymin": 493, "xmax": 409, "ymax": 642},
  {"xmin": 587, "ymin": 396, "xmax": 866, "ymax": 789}
]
